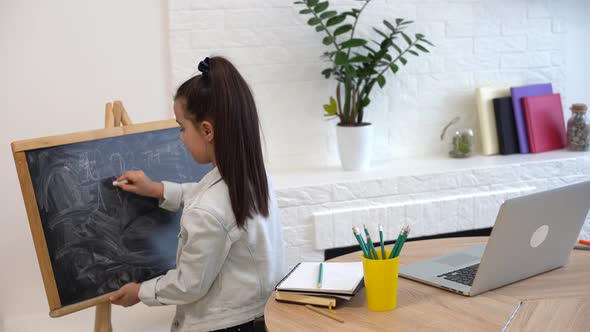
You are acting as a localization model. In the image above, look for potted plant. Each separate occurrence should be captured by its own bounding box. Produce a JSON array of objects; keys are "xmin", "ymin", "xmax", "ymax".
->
[{"xmin": 294, "ymin": 0, "xmax": 433, "ymax": 170}]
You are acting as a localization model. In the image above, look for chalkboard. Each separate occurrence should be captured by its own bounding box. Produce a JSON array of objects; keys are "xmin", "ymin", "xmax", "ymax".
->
[{"xmin": 12, "ymin": 122, "xmax": 210, "ymax": 312}]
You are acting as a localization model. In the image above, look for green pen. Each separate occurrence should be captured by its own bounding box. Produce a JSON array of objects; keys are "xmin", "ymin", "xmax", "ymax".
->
[
  {"xmin": 353, "ymin": 226, "xmax": 370, "ymax": 258},
  {"xmin": 379, "ymin": 224, "xmax": 385, "ymax": 259},
  {"xmin": 317, "ymin": 262, "xmax": 323, "ymax": 288},
  {"xmin": 364, "ymin": 224, "xmax": 379, "ymax": 260}
]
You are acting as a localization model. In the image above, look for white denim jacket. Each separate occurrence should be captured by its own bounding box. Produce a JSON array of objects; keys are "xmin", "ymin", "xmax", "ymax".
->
[{"xmin": 138, "ymin": 167, "xmax": 285, "ymax": 332}]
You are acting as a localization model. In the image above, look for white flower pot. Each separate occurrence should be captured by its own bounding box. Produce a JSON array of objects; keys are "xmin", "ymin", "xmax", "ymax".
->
[{"xmin": 336, "ymin": 124, "xmax": 374, "ymax": 171}]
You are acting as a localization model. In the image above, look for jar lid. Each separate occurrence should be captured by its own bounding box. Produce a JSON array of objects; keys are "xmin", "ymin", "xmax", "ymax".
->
[{"xmin": 571, "ymin": 103, "xmax": 588, "ymax": 112}]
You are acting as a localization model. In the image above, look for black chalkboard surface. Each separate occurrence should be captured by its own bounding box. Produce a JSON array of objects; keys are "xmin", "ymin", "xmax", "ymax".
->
[{"xmin": 24, "ymin": 127, "xmax": 209, "ymax": 307}]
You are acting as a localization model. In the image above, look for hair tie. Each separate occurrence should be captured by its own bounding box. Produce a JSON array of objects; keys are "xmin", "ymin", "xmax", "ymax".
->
[{"xmin": 198, "ymin": 57, "xmax": 210, "ymax": 78}]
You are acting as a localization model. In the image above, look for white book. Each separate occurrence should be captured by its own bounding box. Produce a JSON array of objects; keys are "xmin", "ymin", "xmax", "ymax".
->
[
  {"xmin": 275, "ymin": 262, "xmax": 364, "ymax": 296},
  {"xmin": 476, "ymin": 85, "xmax": 512, "ymax": 155}
]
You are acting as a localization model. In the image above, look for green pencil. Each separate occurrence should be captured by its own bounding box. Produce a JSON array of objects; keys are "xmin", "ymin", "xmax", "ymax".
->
[
  {"xmin": 364, "ymin": 225, "xmax": 379, "ymax": 259},
  {"xmin": 353, "ymin": 226, "xmax": 370, "ymax": 258},
  {"xmin": 379, "ymin": 224, "xmax": 385, "ymax": 259},
  {"xmin": 393, "ymin": 226, "xmax": 411, "ymax": 258},
  {"xmin": 389, "ymin": 226, "xmax": 407, "ymax": 259}
]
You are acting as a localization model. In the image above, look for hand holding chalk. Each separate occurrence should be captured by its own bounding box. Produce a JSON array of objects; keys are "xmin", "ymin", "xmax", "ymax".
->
[
  {"xmin": 112, "ymin": 179, "xmax": 129, "ymax": 186},
  {"xmin": 115, "ymin": 170, "xmax": 164, "ymax": 199}
]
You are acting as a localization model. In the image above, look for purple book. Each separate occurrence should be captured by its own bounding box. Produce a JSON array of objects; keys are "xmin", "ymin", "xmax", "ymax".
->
[{"xmin": 511, "ymin": 83, "xmax": 553, "ymax": 153}]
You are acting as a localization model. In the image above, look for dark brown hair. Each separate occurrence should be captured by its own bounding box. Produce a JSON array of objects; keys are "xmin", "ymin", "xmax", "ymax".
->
[{"xmin": 175, "ymin": 56, "xmax": 269, "ymax": 228}]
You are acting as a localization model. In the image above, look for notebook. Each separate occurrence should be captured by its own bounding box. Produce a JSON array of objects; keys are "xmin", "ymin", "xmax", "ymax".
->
[
  {"xmin": 522, "ymin": 93, "xmax": 566, "ymax": 153},
  {"xmin": 493, "ymin": 97, "xmax": 520, "ymax": 155},
  {"xmin": 275, "ymin": 262, "xmax": 364, "ymax": 297},
  {"xmin": 510, "ymin": 83, "xmax": 553, "ymax": 153},
  {"xmin": 475, "ymin": 86, "xmax": 512, "ymax": 155}
]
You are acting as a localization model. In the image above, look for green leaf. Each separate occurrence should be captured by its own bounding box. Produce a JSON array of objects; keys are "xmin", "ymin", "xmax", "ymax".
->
[
  {"xmin": 314, "ymin": 2, "xmax": 329, "ymax": 13},
  {"xmin": 401, "ymin": 32, "xmax": 412, "ymax": 45},
  {"xmin": 361, "ymin": 97, "xmax": 370, "ymax": 107},
  {"xmin": 390, "ymin": 63, "xmax": 399, "ymax": 74},
  {"xmin": 383, "ymin": 53, "xmax": 392, "ymax": 61},
  {"xmin": 408, "ymin": 50, "xmax": 419, "ymax": 56},
  {"xmin": 400, "ymin": 20, "xmax": 414, "ymax": 25},
  {"xmin": 335, "ymin": 51, "xmax": 348, "ymax": 65},
  {"xmin": 420, "ymin": 38, "xmax": 435, "ymax": 46},
  {"xmin": 316, "ymin": 25, "xmax": 325, "ymax": 32},
  {"xmin": 306, "ymin": 0, "xmax": 319, "ymax": 6},
  {"xmin": 340, "ymin": 38, "xmax": 367, "ymax": 48},
  {"xmin": 344, "ymin": 65, "xmax": 357, "ymax": 77},
  {"xmin": 323, "ymin": 96, "xmax": 338, "ymax": 116},
  {"xmin": 320, "ymin": 10, "xmax": 337, "ymax": 19},
  {"xmin": 293, "ymin": 1, "xmax": 304, "ymax": 4},
  {"xmin": 415, "ymin": 44, "xmax": 430, "ymax": 53},
  {"xmin": 349, "ymin": 55, "xmax": 371, "ymax": 63},
  {"xmin": 395, "ymin": 18, "xmax": 403, "ymax": 25},
  {"xmin": 377, "ymin": 75, "xmax": 386, "ymax": 88},
  {"xmin": 322, "ymin": 36, "xmax": 334, "ymax": 45},
  {"xmin": 415, "ymin": 33, "xmax": 425, "ymax": 39},
  {"xmin": 334, "ymin": 24, "xmax": 353, "ymax": 36},
  {"xmin": 391, "ymin": 42, "xmax": 402, "ymax": 54},
  {"xmin": 372, "ymin": 27, "xmax": 389, "ymax": 39},
  {"xmin": 400, "ymin": 57, "xmax": 407, "ymax": 65},
  {"xmin": 299, "ymin": 9, "xmax": 312, "ymax": 14},
  {"xmin": 307, "ymin": 17, "xmax": 321, "ymax": 25},
  {"xmin": 321, "ymin": 68, "xmax": 332, "ymax": 78},
  {"xmin": 383, "ymin": 19, "xmax": 396, "ymax": 32},
  {"xmin": 326, "ymin": 15, "xmax": 346, "ymax": 27}
]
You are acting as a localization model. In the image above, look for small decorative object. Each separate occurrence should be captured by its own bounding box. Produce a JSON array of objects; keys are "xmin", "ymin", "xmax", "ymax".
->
[
  {"xmin": 440, "ymin": 117, "xmax": 474, "ymax": 158},
  {"xmin": 294, "ymin": 0, "xmax": 432, "ymax": 170},
  {"xmin": 567, "ymin": 103, "xmax": 589, "ymax": 151}
]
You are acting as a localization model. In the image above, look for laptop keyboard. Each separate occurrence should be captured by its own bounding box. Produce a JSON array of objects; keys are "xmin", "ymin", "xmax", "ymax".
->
[{"xmin": 437, "ymin": 264, "xmax": 480, "ymax": 286}]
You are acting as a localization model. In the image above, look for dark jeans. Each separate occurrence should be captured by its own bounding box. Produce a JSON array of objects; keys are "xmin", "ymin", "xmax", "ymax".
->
[{"xmin": 212, "ymin": 316, "xmax": 265, "ymax": 332}]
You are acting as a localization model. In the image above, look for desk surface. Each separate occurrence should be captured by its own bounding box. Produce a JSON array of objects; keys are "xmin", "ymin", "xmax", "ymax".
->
[{"xmin": 264, "ymin": 237, "xmax": 590, "ymax": 331}]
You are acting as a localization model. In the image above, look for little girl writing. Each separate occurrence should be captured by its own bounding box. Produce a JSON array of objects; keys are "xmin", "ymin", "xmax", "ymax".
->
[{"xmin": 109, "ymin": 56, "xmax": 285, "ymax": 332}]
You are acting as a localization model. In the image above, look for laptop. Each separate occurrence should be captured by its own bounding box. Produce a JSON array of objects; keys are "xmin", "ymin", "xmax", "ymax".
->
[{"xmin": 399, "ymin": 180, "xmax": 590, "ymax": 296}]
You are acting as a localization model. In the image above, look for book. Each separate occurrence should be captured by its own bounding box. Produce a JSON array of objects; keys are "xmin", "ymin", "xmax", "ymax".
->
[
  {"xmin": 475, "ymin": 86, "xmax": 512, "ymax": 155},
  {"xmin": 522, "ymin": 93, "xmax": 566, "ymax": 153},
  {"xmin": 275, "ymin": 291, "xmax": 337, "ymax": 308},
  {"xmin": 510, "ymin": 83, "xmax": 553, "ymax": 153},
  {"xmin": 275, "ymin": 262, "xmax": 364, "ymax": 297},
  {"xmin": 493, "ymin": 97, "xmax": 520, "ymax": 155}
]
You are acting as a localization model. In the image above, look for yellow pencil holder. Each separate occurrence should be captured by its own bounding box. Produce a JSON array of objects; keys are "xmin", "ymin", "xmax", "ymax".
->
[{"xmin": 362, "ymin": 250, "xmax": 399, "ymax": 311}]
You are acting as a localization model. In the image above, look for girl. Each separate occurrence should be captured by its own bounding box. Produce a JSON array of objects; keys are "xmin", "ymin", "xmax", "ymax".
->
[{"xmin": 109, "ymin": 56, "xmax": 285, "ymax": 332}]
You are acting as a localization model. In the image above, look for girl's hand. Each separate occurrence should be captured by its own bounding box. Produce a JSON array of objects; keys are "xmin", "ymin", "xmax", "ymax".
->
[
  {"xmin": 115, "ymin": 170, "xmax": 164, "ymax": 199},
  {"xmin": 110, "ymin": 282, "xmax": 141, "ymax": 307}
]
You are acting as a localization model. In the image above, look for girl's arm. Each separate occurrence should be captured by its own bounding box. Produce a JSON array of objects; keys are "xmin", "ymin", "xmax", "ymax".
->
[
  {"xmin": 138, "ymin": 208, "xmax": 233, "ymax": 306},
  {"xmin": 158, "ymin": 181, "xmax": 199, "ymax": 212}
]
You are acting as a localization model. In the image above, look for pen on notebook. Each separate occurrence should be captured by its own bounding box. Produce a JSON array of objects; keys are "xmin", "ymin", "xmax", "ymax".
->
[
  {"xmin": 353, "ymin": 226, "xmax": 370, "ymax": 258},
  {"xmin": 379, "ymin": 224, "xmax": 385, "ymax": 259},
  {"xmin": 317, "ymin": 262, "xmax": 323, "ymax": 288},
  {"xmin": 112, "ymin": 179, "xmax": 129, "ymax": 187},
  {"xmin": 364, "ymin": 225, "xmax": 379, "ymax": 260}
]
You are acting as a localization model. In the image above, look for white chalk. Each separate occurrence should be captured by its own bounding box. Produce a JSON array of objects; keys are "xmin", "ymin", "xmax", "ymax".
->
[{"xmin": 112, "ymin": 179, "xmax": 129, "ymax": 187}]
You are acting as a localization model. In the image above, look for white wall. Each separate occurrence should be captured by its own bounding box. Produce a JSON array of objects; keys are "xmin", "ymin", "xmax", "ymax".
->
[
  {"xmin": 1, "ymin": 0, "xmax": 589, "ymax": 331},
  {"xmin": 0, "ymin": 0, "xmax": 174, "ymax": 331}
]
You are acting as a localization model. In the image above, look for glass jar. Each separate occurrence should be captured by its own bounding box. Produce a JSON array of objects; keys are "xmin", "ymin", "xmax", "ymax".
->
[
  {"xmin": 567, "ymin": 103, "xmax": 589, "ymax": 151},
  {"xmin": 449, "ymin": 128, "xmax": 474, "ymax": 158}
]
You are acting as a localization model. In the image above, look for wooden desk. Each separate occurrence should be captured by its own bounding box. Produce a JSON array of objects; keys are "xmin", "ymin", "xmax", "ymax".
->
[{"xmin": 265, "ymin": 237, "xmax": 590, "ymax": 331}]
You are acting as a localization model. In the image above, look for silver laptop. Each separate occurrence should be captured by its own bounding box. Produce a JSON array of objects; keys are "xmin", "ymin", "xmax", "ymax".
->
[{"xmin": 399, "ymin": 180, "xmax": 590, "ymax": 296}]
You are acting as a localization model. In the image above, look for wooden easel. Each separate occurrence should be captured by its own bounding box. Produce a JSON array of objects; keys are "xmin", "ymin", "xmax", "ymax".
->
[{"xmin": 95, "ymin": 100, "xmax": 133, "ymax": 332}]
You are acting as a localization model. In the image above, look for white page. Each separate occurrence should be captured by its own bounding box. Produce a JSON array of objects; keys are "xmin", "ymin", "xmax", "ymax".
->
[{"xmin": 277, "ymin": 262, "xmax": 363, "ymax": 293}]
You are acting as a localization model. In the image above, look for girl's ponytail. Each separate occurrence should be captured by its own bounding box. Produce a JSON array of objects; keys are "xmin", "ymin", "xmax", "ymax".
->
[{"xmin": 176, "ymin": 56, "xmax": 269, "ymax": 228}]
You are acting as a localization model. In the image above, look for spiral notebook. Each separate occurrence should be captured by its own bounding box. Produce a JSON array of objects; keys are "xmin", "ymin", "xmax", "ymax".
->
[{"xmin": 275, "ymin": 262, "xmax": 364, "ymax": 298}]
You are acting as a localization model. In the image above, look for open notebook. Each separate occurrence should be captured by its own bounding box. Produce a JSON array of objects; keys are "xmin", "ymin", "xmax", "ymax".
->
[{"xmin": 275, "ymin": 262, "xmax": 364, "ymax": 298}]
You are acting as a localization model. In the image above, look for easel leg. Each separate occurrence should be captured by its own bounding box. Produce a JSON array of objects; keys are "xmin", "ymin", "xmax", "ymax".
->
[{"xmin": 94, "ymin": 302, "xmax": 112, "ymax": 332}]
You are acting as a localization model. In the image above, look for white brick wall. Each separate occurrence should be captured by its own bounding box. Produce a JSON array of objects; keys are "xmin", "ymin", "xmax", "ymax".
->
[{"xmin": 169, "ymin": 0, "xmax": 571, "ymax": 168}]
